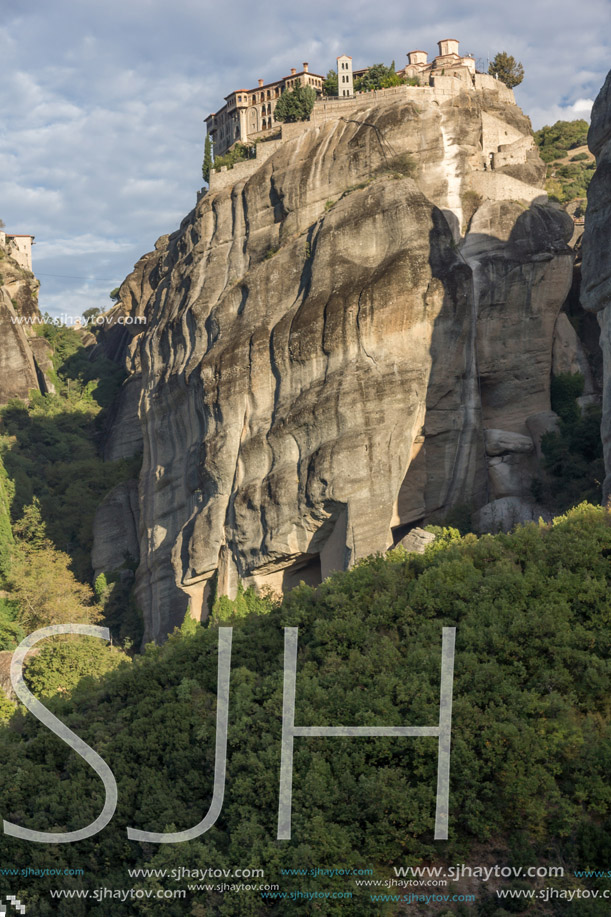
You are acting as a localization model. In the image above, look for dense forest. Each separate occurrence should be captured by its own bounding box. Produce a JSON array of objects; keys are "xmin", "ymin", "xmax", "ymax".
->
[
  {"xmin": 0, "ymin": 500, "xmax": 609, "ymax": 914},
  {"xmin": 0, "ymin": 323, "xmax": 140, "ymax": 695}
]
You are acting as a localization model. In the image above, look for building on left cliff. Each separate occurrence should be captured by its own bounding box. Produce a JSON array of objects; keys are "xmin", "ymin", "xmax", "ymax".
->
[
  {"xmin": 205, "ymin": 62, "xmax": 326, "ymax": 156},
  {"xmin": 0, "ymin": 231, "xmax": 35, "ymax": 271}
]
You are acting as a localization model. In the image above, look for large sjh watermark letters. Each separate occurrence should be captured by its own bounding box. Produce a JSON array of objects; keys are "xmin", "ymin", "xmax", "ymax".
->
[
  {"xmin": 126, "ymin": 628, "xmax": 233, "ymax": 843},
  {"xmin": 5, "ymin": 625, "xmax": 118, "ymax": 844},
  {"xmin": 277, "ymin": 627, "xmax": 456, "ymax": 841},
  {"xmin": 6, "ymin": 623, "xmax": 455, "ymax": 843}
]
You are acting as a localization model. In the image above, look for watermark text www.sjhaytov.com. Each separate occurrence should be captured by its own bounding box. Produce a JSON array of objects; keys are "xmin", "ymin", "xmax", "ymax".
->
[{"xmin": 10, "ymin": 314, "xmax": 146, "ymax": 327}]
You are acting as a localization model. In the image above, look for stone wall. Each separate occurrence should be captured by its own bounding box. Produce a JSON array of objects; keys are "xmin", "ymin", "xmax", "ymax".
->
[
  {"xmin": 470, "ymin": 171, "xmax": 547, "ymax": 204},
  {"xmin": 474, "ymin": 72, "xmax": 515, "ymax": 101},
  {"xmin": 208, "ymin": 138, "xmax": 283, "ymax": 192},
  {"xmin": 482, "ymin": 112, "xmax": 528, "ymax": 162}
]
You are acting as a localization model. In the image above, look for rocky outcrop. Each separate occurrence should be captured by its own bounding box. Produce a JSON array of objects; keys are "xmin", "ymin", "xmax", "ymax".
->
[
  {"xmin": 582, "ymin": 69, "xmax": 611, "ymax": 502},
  {"xmin": 552, "ymin": 313, "xmax": 595, "ymax": 392},
  {"xmin": 0, "ymin": 287, "xmax": 41, "ymax": 404},
  {"xmin": 0, "ymin": 246, "xmax": 47, "ymax": 405},
  {"xmin": 91, "ymin": 481, "xmax": 140, "ymax": 581},
  {"xmin": 103, "ymin": 377, "xmax": 143, "ymax": 461},
  {"xmin": 473, "ymin": 496, "xmax": 552, "ymax": 534},
  {"xmin": 526, "ymin": 411, "xmax": 561, "ymax": 462},
  {"xmin": 395, "ymin": 527, "xmax": 436, "ymax": 554},
  {"xmin": 104, "ymin": 82, "xmax": 577, "ymax": 642}
]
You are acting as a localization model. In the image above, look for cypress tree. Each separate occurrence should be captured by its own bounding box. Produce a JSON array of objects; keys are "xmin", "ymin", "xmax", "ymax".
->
[{"xmin": 202, "ymin": 134, "xmax": 213, "ymax": 183}]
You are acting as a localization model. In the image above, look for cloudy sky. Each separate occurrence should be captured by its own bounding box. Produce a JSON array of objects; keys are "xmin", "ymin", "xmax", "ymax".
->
[{"xmin": 1, "ymin": 0, "xmax": 609, "ymax": 319}]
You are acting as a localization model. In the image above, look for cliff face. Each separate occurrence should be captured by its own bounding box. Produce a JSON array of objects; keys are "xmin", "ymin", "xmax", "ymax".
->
[
  {"xmin": 101, "ymin": 81, "xmax": 575, "ymax": 642},
  {"xmin": 0, "ymin": 246, "xmax": 50, "ymax": 405},
  {"xmin": 582, "ymin": 69, "xmax": 611, "ymax": 502}
]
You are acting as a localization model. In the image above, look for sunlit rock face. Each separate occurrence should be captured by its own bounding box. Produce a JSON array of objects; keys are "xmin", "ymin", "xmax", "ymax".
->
[
  {"xmin": 0, "ymin": 247, "xmax": 46, "ymax": 405},
  {"xmin": 102, "ymin": 82, "xmax": 574, "ymax": 642},
  {"xmin": 582, "ymin": 69, "xmax": 611, "ymax": 502}
]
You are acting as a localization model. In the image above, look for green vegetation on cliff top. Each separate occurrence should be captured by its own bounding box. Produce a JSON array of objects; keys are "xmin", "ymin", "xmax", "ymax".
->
[{"xmin": 534, "ymin": 119, "xmax": 595, "ymax": 207}]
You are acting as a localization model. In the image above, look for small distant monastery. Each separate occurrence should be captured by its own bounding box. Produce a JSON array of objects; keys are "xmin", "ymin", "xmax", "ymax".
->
[
  {"xmin": 206, "ymin": 39, "xmax": 480, "ymax": 157},
  {"xmin": 0, "ymin": 231, "xmax": 34, "ymax": 271}
]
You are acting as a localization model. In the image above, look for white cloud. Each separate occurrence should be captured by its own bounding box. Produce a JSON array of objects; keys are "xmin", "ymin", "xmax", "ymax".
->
[
  {"xmin": 529, "ymin": 98, "xmax": 595, "ymax": 131},
  {"xmin": 571, "ymin": 98, "xmax": 595, "ymax": 115},
  {"xmin": 0, "ymin": 0, "xmax": 609, "ymax": 317},
  {"xmin": 35, "ymin": 235, "xmax": 136, "ymax": 258}
]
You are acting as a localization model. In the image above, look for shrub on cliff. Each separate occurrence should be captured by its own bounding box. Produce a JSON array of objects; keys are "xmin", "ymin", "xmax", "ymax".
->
[
  {"xmin": 536, "ymin": 372, "xmax": 605, "ymax": 509},
  {"xmin": 212, "ymin": 142, "xmax": 255, "ymax": 173},
  {"xmin": 0, "ymin": 456, "xmax": 13, "ymax": 584}
]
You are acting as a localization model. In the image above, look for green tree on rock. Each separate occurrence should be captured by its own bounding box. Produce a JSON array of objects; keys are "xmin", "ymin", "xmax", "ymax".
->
[
  {"xmin": 82, "ymin": 307, "xmax": 102, "ymax": 324},
  {"xmin": 323, "ymin": 69, "xmax": 338, "ymax": 96},
  {"xmin": 202, "ymin": 134, "xmax": 213, "ymax": 184},
  {"xmin": 354, "ymin": 62, "xmax": 405, "ymax": 92},
  {"xmin": 273, "ymin": 84, "xmax": 317, "ymax": 123},
  {"xmin": 488, "ymin": 51, "xmax": 524, "ymax": 88},
  {"xmin": 8, "ymin": 501, "xmax": 99, "ymax": 631}
]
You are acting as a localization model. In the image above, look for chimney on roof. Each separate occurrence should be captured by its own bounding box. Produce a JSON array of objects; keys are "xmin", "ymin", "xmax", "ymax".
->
[
  {"xmin": 258, "ymin": 78, "xmax": 264, "ymax": 87},
  {"xmin": 303, "ymin": 62, "xmax": 309, "ymax": 72},
  {"xmin": 290, "ymin": 68, "xmax": 296, "ymax": 75}
]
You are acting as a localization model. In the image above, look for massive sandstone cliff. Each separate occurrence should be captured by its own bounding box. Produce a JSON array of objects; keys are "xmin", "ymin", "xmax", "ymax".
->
[
  {"xmin": 97, "ymin": 79, "xmax": 581, "ymax": 642},
  {"xmin": 582, "ymin": 69, "xmax": 611, "ymax": 502},
  {"xmin": 0, "ymin": 245, "xmax": 52, "ymax": 404}
]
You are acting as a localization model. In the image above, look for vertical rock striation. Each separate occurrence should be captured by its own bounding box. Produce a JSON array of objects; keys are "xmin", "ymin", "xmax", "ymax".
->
[
  {"xmin": 0, "ymin": 288, "xmax": 41, "ymax": 404},
  {"xmin": 101, "ymin": 81, "xmax": 575, "ymax": 641},
  {"xmin": 581, "ymin": 69, "xmax": 611, "ymax": 502},
  {"xmin": 0, "ymin": 247, "xmax": 47, "ymax": 405}
]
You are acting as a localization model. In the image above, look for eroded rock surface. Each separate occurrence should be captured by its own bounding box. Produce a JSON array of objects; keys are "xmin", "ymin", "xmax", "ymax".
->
[
  {"xmin": 103, "ymin": 84, "xmax": 577, "ymax": 641},
  {"xmin": 0, "ymin": 246, "xmax": 46, "ymax": 405},
  {"xmin": 582, "ymin": 69, "xmax": 611, "ymax": 501},
  {"xmin": 395, "ymin": 528, "xmax": 436, "ymax": 554},
  {"xmin": 91, "ymin": 481, "xmax": 140, "ymax": 581}
]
